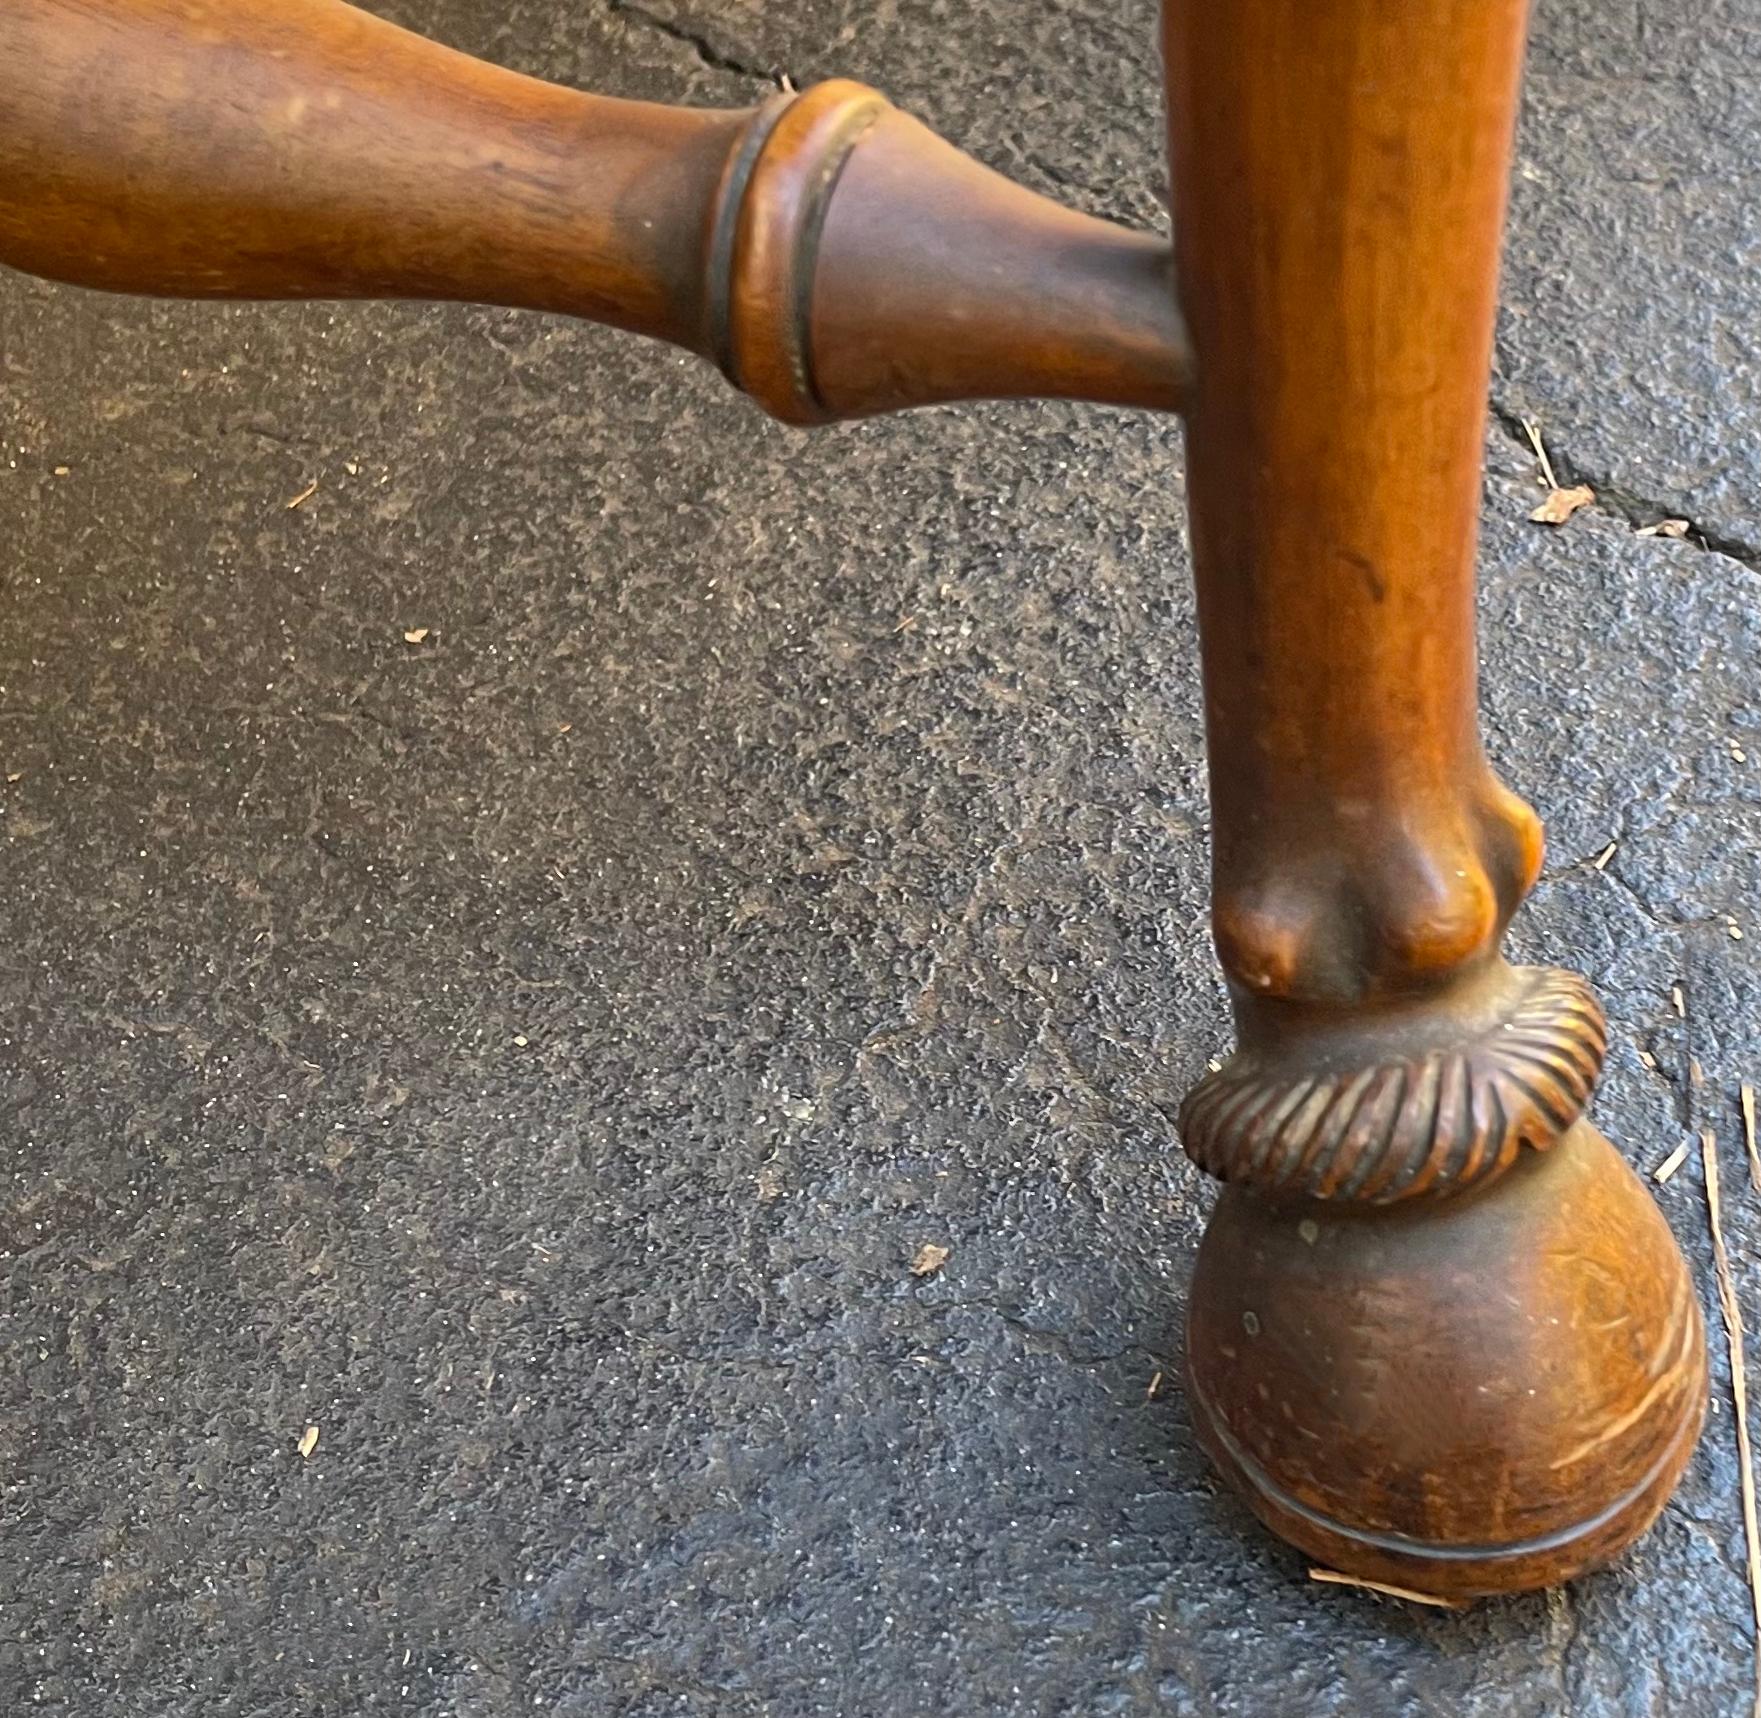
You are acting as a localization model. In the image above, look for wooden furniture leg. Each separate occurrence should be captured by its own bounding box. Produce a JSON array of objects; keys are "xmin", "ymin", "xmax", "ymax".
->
[
  {"xmin": 0, "ymin": 0, "xmax": 1709, "ymax": 1598},
  {"xmin": 1164, "ymin": 0, "xmax": 1706, "ymax": 1597}
]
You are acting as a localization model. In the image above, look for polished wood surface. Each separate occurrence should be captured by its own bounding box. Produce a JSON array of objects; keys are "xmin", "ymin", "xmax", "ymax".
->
[
  {"xmin": 0, "ymin": 0, "xmax": 1188, "ymax": 422},
  {"xmin": 0, "ymin": 0, "xmax": 1709, "ymax": 1599},
  {"xmin": 1164, "ymin": 0, "xmax": 1704, "ymax": 1595},
  {"xmin": 1189, "ymin": 1122, "xmax": 1705, "ymax": 1597},
  {"xmin": 1167, "ymin": 0, "xmax": 1539, "ymax": 1013}
]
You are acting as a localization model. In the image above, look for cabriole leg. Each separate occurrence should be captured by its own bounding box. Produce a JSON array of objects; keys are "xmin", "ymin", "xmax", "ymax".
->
[{"xmin": 1163, "ymin": 0, "xmax": 1706, "ymax": 1597}]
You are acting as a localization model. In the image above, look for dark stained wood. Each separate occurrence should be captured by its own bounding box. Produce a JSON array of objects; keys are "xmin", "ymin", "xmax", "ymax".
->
[
  {"xmin": 1163, "ymin": 0, "xmax": 1705, "ymax": 1595},
  {"xmin": 0, "ymin": 0, "xmax": 1189, "ymax": 422}
]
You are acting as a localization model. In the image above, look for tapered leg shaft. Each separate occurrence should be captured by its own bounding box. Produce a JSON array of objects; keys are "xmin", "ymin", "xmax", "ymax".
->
[{"xmin": 1163, "ymin": 0, "xmax": 1706, "ymax": 1596}]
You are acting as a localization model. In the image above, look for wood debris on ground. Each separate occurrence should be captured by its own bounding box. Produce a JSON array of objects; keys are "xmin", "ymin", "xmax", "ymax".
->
[
  {"xmin": 1520, "ymin": 417, "xmax": 1594, "ymax": 525},
  {"xmin": 286, "ymin": 478, "xmax": 319, "ymax": 510},
  {"xmin": 1307, "ymin": 1567, "xmax": 1466, "ymax": 1610},
  {"xmin": 1592, "ymin": 841, "xmax": 1617, "ymax": 871},
  {"xmin": 1653, "ymin": 1138, "xmax": 1692, "ymax": 1184},
  {"xmin": 1636, "ymin": 517, "xmax": 1691, "ymax": 538},
  {"xmin": 1744, "ymin": 1086, "xmax": 1760, "ymax": 1195},
  {"xmin": 298, "ymin": 1425, "xmax": 320, "ymax": 1459},
  {"xmin": 1521, "ymin": 417, "xmax": 1560, "ymax": 486},
  {"xmin": 1530, "ymin": 483, "xmax": 1595, "ymax": 525},
  {"xmin": 909, "ymin": 1242, "xmax": 951, "ymax": 1278},
  {"xmin": 402, "ymin": 627, "xmax": 430, "ymax": 645},
  {"xmin": 1146, "ymin": 1371, "xmax": 1164, "ymax": 1401},
  {"xmin": 1702, "ymin": 1128, "xmax": 1761, "ymax": 1718},
  {"xmin": 1673, "ymin": 985, "xmax": 1687, "ymax": 1018}
]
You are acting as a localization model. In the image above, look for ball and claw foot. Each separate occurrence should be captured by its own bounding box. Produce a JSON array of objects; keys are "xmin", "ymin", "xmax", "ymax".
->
[
  {"xmin": 1185, "ymin": 1120, "xmax": 1707, "ymax": 1600},
  {"xmin": 1179, "ymin": 934, "xmax": 1706, "ymax": 1599}
]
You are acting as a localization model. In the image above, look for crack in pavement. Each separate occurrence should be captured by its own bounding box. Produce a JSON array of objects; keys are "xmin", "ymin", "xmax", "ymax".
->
[
  {"xmin": 605, "ymin": 9, "xmax": 1162, "ymax": 237},
  {"xmin": 929, "ymin": 1294, "xmax": 1175, "ymax": 1373},
  {"xmin": 606, "ymin": 0, "xmax": 787, "ymax": 88},
  {"xmin": 1491, "ymin": 402, "xmax": 1761, "ymax": 574}
]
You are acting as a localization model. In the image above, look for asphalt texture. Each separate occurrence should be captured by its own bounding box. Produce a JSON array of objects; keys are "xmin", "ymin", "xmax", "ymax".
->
[{"xmin": 2, "ymin": 1, "xmax": 1758, "ymax": 1713}]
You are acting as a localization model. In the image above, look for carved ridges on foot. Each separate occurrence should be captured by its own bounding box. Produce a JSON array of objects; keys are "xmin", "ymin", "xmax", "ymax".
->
[{"xmin": 1180, "ymin": 968, "xmax": 1607, "ymax": 1203}]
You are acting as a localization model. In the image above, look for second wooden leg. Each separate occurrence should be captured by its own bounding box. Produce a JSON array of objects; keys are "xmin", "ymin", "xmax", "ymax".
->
[{"xmin": 1163, "ymin": 0, "xmax": 1705, "ymax": 1596}]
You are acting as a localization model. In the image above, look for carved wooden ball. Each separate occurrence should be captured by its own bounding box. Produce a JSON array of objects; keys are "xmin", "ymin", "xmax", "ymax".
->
[{"xmin": 1186, "ymin": 1121, "xmax": 1707, "ymax": 1598}]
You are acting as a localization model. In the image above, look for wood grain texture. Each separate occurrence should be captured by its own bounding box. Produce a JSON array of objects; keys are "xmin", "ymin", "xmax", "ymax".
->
[
  {"xmin": 0, "ymin": 0, "xmax": 1189, "ymax": 422},
  {"xmin": 1186, "ymin": 1123, "xmax": 1707, "ymax": 1599},
  {"xmin": 1166, "ymin": 0, "xmax": 1541, "ymax": 1009},
  {"xmin": 1163, "ymin": 0, "xmax": 1707, "ymax": 1594}
]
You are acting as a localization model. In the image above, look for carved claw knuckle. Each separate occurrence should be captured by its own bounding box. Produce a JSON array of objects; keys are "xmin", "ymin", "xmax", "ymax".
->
[
  {"xmin": 1214, "ymin": 819, "xmax": 1518, "ymax": 1002},
  {"xmin": 1369, "ymin": 857, "xmax": 1500, "ymax": 982},
  {"xmin": 1475, "ymin": 780, "xmax": 1547, "ymax": 914}
]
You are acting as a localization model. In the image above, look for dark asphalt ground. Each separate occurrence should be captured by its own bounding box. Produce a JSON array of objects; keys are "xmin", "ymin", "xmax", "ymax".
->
[{"xmin": 3, "ymin": 1, "xmax": 1760, "ymax": 1713}]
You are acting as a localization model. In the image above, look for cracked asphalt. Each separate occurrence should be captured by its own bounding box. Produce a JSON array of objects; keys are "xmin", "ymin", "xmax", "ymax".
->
[{"xmin": 3, "ymin": 1, "xmax": 1759, "ymax": 1713}]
